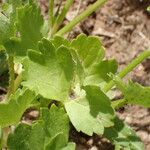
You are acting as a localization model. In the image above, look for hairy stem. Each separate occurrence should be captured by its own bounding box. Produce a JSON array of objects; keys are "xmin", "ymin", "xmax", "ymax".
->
[
  {"xmin": 56, "ymin": 0, "xmax": 107, "ymax": 35},
  {"xmin": 52, "ymin": 0, "xmax": 74, "ymax": 35},
  {"xmin": 7, "ymin": 56, "xmax": 15, "ymax": 98},
  {"xmin": 103, "ymin": 50, "xmax": 150, "ymax": 93}
]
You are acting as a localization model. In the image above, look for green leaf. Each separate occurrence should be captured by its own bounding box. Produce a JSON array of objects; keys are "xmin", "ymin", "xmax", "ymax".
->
[
  {"xmin": 66, "ymin": 100, "xmax": 103, "ymax": 136},
  {"xmin": 70, "ymin": 34, "xmax": 118, "ymax": 86},
  {"xmin": 22, "ymin": 39, "xmax": 75, "ymax": 101},
  {"xmin": 113, "ymin": 76, "xmax": 150, "ymax": 107},
  {"xmin": 84, "ymin": 86, "xmax": 115, "ymax": 127},
  {"xmin": 61, "ymin": 142, "xmax": 76, "ymax": 150},
  {"xmin": 65, "ymin": 85, "xmax": 115, "ymax": 136},
  {"xmin": 0, "ymin": 13, "xmax": 14, "ymax": 45},
  {"xmin": 42, "ymin": 105, "xmax": 74, "ymax": 149},
  {"xmin": 17, "ymin": 4, "xmax": 43, "ymax": 49},
  {"xmin": 0, "ymin": 3, "xmax": 13, "ymax": 19},
  {"xmin": 7, "ymin": 123, "xmax": 45, "ymax": 150},
  {"xmin": 4, "ymin": 37, "xmax": 23, "ymax": 56},
  {"xmin": 45, "ymin": 133, "xmax": 67, "ymax": 150},
  {"xmin": 84, "ymin": 60, "xmax": 118, "ymax": 86},
  {"xmin": 4, "ymin": 3, "xmax": 44, "ymax": 57},
  {"xmin": 51, "ymin": 36, "xmax": 70, "ymax": 49},
  {"xmin": 124, "ymin": 82, "xmax": 150, "ymax": 107},
  {"xmin": 0, "ymin": 88, "xmax": 35, "ymax": 128},
  {"xmin": 46, "ymin": 133, "xmax": 75, "ymax": 150},
  {"xmin": 40, "ymin": 105, "xmax": 70, "ymax": 142},
  {"xmin": 104, "ymin": 117, "xmax": 145, "ymax": 150},
  {"xmin": 9, "ymin": 0, "xmax": 22, "ymax": 8},
  {"xmin": 7, "ymin": 105, "xmax": 72, "ymax": 150},
  {"xmin": 41, "ymin": 35, "xmax": 117, "ymax": 87},
  {"xmin": 71, "ymin": 34, "xmax": 105, "ymax": 68}
]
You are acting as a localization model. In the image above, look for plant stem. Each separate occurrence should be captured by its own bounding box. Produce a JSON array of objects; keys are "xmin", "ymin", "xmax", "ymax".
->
[
  {"xmin": 111, "ymin": 99, "xmax": 127, "ymax": 109},
  {"xmin": 49, "ymin": 0, "xmax": 54, "ymax": 27},
  {"xmin": 48, "ymin": 0, "xmax": 54, "ymax": 38},
  {"xmin": 2, "ymin": 127, "xmax": 10, "ymax": 148},
  {"xmin": 7, "ymin": 56, "xmax": 15, "ymax": 98},
  {"xmin": 14, "ymin": 73, "xmax": 22, "ymax": 92},
  {"xmin": 56, "ymin": 0, "xmax": 107, "ymax": 35},
  {"xmin": 52, "ymin": 0, "xmax": 74, "ymax": 35},
  {"xmin": 0, "ymin": 128, "xmax": 2, "ymax": 149},
  {"xmin": 55, "ymin": 0, "xmax": 63, "ymax": 18},
  {"xmin": 103, "ymin": 50, "xmax": 150, "ymax": 93}
]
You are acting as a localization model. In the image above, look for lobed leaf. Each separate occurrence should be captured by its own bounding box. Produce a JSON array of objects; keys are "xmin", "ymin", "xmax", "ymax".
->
[
  {"xmin": 51, "ymin": 35, "xmax": 118, "ymax": 86},
  {"xmin": 40, "ymin": 105, "xmax": 70, "ymax": 142},
  {"xmin": 41, "ymin": 105, "xmax": 74, "ymax": 150},
  {"xmin": 71, "ymin": 34, "xmax": 105, "ymax": 68},
  {"xmin": 84, "ymin": 59, "xmax": 118, "ymax": 86},
  {"xmin": 22, "ymin": 39, "xmax": 75, "ymax": 101},
  {"xmin": 113, "ymin": 76, "xmax": 150, "ymax": 107},
  {"xmin": 16, "ymin": 3, "xmax": 43, "ymax": 49},
  {"xmin": 45, "ymin": 133, "xmax": 75, "ymax": 150},
  {"xmin": 61, "ymin": 142, "xmax": 76, "ymax": 150},
  {"xmin": 70, "ymin": 34, "xmax": 118, "ymax": 86},
  {"xmin": 124, "ymin": 82, "xmax": 150, "ymax": 107},
  {"xmin": 7, "ymin": 105, "xmax": 75, "ymax": 150},
  {"xmin": 0, "ymin": 88, "xmax": 35, "ymax": 128},
  {"xmin": 51, "ymin": 36, "xmax": 70, "ymax": 49},
  {"xmin": 4, "ymin": 3, "xmax": 44, "ymax": 57},
  {"xmin": 0, "ymin": 13, "xmax": 14, "ymax": 45},
  {"xmin": 104, "ymin": 117, "xmax": 145, "ymax": 150},
  {"xmin": 65, "ymin": 85, "xmax": 115, "ymax": 136},
  {"xmin": 7, "ymin": 123, "xmax": 45, "ymax": 150}
]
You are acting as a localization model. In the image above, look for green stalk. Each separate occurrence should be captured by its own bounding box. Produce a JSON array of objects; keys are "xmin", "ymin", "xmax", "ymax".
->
[
  {"xmin": 103, "ymin": 50, "xmax": 150, "ymax": 93},
  {"xmin": 0, "ymin": 128, "xmax": 2, "ymax": 149},
  {"xmin": 48, "ymin": 0, "xmax": 54, "ymax": 38},
  {"xmin": 111, "ymin": 99, "xmax": 127, "ymax": 109},
  {"xmin": 49, "ymin": 0, "xmax": 54, "ymax": 27},
  {"xmin": 7, "ymin": 56, "xmax": 15, "ymax": 98},
  {"xmin": 14, "ymin": 73, "xmax": 22, "ymax": 92},
  {"xmin": 52, "ymin": 0, "xmax": 74, "ymax": 35},
  {"xmin": 2, "ymin": 127, "xmax": 10, "ymax": 148},
  {"xmin": 56, "ymin": 0, "xmax": 107, "ymax": 35}
]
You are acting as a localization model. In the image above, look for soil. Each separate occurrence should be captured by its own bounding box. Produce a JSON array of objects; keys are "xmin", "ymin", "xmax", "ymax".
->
[{"xmin": 0, "ymin": 0, "xmax": 150, "ymax": 149}]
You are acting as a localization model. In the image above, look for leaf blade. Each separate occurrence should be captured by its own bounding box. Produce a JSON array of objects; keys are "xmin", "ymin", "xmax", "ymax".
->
[{"xmin": 0, "ymin": 89, "xmax": 35, "ymax": 128}]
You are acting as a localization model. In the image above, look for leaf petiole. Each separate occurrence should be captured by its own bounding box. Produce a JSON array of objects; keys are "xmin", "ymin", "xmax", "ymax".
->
[
  {"xmin": 48, "ymin": 0, "xmax": 54, "ymax": 38},
  {"xmin": 49, "ymin": 0, "xmax": 54, "ymax": 28},
  {"xmin": 7, "ymin": 56, "xmax": 15, "ymax": 98},
  {"xmin": 14, "ymin": 73, "xmax": 22, "ymax": 92},
  {"xmin": 52, "ymin": 0, "xmax": 74, "ymax": 35},
  {"xmin": 56, "ymin": 0, "xmax": 107, "ymax": 35},
  {"xmin": 111, "ymin": 99, "xmax": 127, "ymax": 109},
  {"xmin": 103, "ymin": 50, "xmax": 150, "ymax": 93}
]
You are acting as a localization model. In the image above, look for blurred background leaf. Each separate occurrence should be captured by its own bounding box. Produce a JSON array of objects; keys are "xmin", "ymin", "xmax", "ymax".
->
[{"xmin": 0, "ymin": 50, "xmax": 8, "ymax": 88}]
